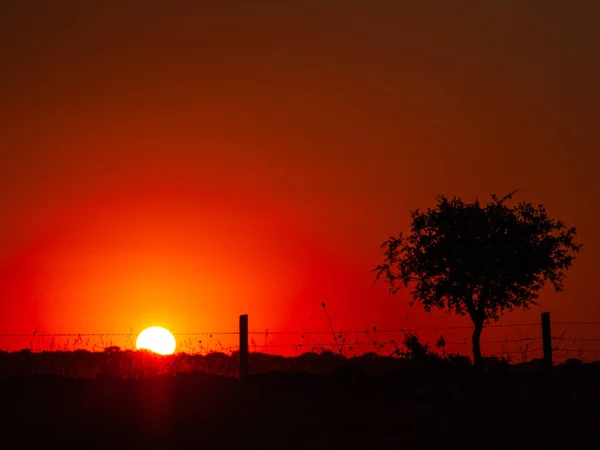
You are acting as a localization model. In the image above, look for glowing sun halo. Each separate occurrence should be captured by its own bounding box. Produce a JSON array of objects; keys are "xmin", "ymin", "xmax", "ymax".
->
[{"xmin": 136, "ymin": 326, "xmax": 177, "ymax": 355}]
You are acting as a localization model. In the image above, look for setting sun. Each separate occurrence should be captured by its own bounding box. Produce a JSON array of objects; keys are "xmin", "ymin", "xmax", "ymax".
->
[{"xmin": 136, "ymin": 326, "xmax": 177, "ymax": 355}]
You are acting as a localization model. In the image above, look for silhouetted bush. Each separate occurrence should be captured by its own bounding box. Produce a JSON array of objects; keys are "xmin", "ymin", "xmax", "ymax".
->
[{"xmin": 402, "ymin": 332, "xmax": 433, "ymax": 359}]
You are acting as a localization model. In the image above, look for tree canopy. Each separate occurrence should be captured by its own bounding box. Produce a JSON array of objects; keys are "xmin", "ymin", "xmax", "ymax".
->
[{"xmin": 375, "ymin": 191, "xmax": 581, "ymax": 368}]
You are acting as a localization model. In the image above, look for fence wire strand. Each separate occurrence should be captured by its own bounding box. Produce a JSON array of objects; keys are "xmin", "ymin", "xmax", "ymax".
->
[{"xmin": 1, "ymin": 321, "xmax": 600, "ymax": 362}]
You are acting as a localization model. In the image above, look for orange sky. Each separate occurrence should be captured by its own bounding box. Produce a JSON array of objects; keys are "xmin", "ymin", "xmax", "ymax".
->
[{"xmin": 1, "ymin": 1, "xmax": 599, "ymax": 353}]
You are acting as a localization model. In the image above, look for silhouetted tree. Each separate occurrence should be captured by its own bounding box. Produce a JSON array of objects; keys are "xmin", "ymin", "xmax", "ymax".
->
[{"xmin": 374, "ymin": 191, "xmax": 581, "ymax": 370}]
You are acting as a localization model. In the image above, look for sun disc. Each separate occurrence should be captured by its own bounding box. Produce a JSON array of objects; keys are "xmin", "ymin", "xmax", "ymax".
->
[{"xmin": 136, "ymin": 326, "xmax": 176, "ymax": 355}]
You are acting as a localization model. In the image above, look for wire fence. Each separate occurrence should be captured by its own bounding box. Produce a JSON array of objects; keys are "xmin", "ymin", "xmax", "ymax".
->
[{"xmin": 1, "ymin": 320, "xmax": 600, "ymax": 363}]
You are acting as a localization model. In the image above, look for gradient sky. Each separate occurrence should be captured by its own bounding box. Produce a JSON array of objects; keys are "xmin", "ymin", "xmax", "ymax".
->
[{"xmin": 1, "ymin": 1, "xmax": 598, "ymax": 351}]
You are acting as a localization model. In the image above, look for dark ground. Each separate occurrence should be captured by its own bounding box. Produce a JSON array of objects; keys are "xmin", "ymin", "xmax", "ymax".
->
[{"xmin": 0, "ymin": 354, "xmax": 598, "ymax": 449}]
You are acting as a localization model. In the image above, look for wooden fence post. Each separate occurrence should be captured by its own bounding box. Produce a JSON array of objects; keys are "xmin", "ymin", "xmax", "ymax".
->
[
  {"xmin": 239, "ymin": 314, "xmax": 249, "ymax": 381},
  {"xmin": 541, "ymin": 312, "xmax": 552, "ymax": 369}
]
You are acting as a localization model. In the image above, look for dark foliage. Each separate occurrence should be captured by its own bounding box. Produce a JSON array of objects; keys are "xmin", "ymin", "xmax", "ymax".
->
[
  {"xmin": 374, "ymin": 191, "xmax": 581, "ymax": 368},
  {"xmin": 400, "ymin": 332, "xmax": 431, "ymax": 359},
  {"xmin": 0, "ymin": 348, "xmax": 463, "ymax": 379}
]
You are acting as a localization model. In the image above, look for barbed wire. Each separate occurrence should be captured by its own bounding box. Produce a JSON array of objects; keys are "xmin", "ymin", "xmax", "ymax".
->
[
  {"xmin": 0, "ymin": 321, "xmax": 567, "ymax": 338},
  {"xmin": 552, "ymin": 322, "xmax": 600, "ymax": 326},
  {"xmin": 489, "ymin": 348, "xmax": 542, "ymax": 355},
  {"xmin": 2, "ymin": 322, "xmax": 599, "ymax": 361},
  {"xmin": 554, "ymin": 348, "xmax": 600, "ymax": 353},
  {"xmin": 552, "ymin": 337, "xmax": 600, "ymax": 342}
]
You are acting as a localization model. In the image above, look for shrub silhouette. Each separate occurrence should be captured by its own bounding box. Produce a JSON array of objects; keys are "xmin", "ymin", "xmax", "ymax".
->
[{"xmin": 402, "ymin": 332, "xmax": 432, "ymax": 360}]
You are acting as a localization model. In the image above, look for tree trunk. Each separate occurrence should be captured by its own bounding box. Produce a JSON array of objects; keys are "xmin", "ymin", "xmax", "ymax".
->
[{"xmin": 472, "ymin": 321, "xmax": 484, "ymax": 372}]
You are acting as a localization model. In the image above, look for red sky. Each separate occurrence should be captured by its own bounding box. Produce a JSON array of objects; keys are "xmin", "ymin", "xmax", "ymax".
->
[{"xmin": 1, "ymin": 1, "xmax": 598, "ymax": 353}]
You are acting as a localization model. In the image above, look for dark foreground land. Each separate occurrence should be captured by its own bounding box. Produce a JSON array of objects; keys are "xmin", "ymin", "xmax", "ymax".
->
[{"xmin": 1, "ymin": 355, "xmax": 599, "ymax": 450}]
